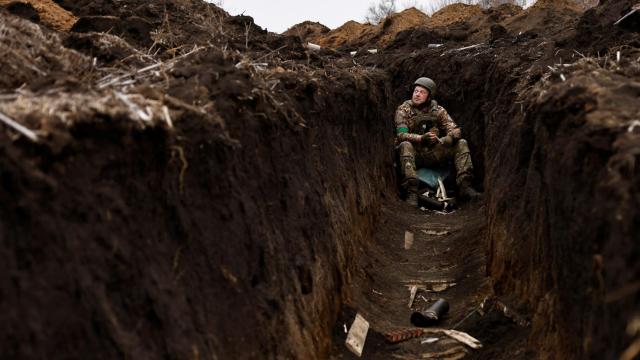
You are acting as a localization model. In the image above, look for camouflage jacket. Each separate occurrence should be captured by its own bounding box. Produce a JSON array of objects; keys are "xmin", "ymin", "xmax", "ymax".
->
[{"xmin": 394, "ymin": 99, "xmax": 461, "ymax": 145}]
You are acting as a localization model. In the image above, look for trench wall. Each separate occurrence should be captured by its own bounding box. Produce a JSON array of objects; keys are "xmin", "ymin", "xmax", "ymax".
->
[
  {"xmin": 0, "ymin": 63, "xmax": 395, "ymax": 358},
  {"xmin": 485, "ymin": 64, "xmax": 640, "ymax": 359}
]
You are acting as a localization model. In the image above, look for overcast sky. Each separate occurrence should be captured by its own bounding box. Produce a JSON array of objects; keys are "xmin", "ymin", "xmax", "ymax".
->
[{"xmin": 215, "ymin": 1, "xmax": 536, "ymax": 33}]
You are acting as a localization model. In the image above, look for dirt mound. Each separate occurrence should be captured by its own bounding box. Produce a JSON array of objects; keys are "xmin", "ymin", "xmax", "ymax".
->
[
  {"xmin": 501, "ymin": 0, "xmax": 582, "ymax": 39},
  {"xmin": 312, "ymin": 20, "xmax": 376, "ymax": 49},
  {"xmin": 313, "ymin": 7, "xmax": 428, "ymax": 50},
  {"xmin": 429, "ymin": 3, "xmax": 483, "ymax": 28},
  {"xmin": 0, "ymin": 0, "xmax": 76, "ymax": 31},
  {"xmin": 282, "ymin": 21, "xmax": 329, "ymax": 43},
  {"xmin": 375, "ymin": 7, "xmax": 430, "ymax": 46},
  {"xmin": 51, "ymin": 0, "xmax": 232, "ymax": 49},
  {"xmin": 385, "ymin": 3, "xmax": 522, "ymax": 48}
]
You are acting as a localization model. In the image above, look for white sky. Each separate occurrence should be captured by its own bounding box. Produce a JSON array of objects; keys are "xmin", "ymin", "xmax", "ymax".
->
[
  {"xmin": 217, "ymin": 0, "xmax": 379, "ymax": 33},
  {"xmin": 214, "ymin": 1, "xmax": 536, "ymax": 33}
]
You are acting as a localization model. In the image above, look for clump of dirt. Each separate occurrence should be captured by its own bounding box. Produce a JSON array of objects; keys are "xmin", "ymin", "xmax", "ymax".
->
[
  {"xmin": 0, "ymin": 0, "xmax": 76, "ymax": 31},
  {"xmin": 283, "ymin": 21, "xmax": 330, "ymax": 43}
]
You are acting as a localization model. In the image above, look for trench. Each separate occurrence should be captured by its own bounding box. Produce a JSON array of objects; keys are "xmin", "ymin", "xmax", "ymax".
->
[{"xmin": 2, "ymin": 3, "xmax": 639, "ymax": 359}]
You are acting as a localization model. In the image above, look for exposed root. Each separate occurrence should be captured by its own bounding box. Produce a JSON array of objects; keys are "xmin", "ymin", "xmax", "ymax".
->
[{"xmin": 171, "ymin": 145, "xmax": 188, "ymax": 194}]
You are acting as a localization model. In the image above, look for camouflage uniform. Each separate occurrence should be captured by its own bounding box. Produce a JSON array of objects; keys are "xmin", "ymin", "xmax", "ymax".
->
[{"xmin": 395, "ymin": 99, "xmax": 474, "ymax": 187}]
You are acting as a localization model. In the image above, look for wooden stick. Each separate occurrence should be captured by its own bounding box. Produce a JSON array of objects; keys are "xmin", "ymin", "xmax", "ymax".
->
[
  {"xmin": 408, "ymin": 285, "xmax": 418, "ymax": 308},
  {"xmin": 0, "ymin": 111, "xmax": 38, "ymax": 142}
]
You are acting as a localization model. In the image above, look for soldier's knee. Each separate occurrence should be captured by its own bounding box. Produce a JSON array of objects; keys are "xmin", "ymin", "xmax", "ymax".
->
[
  {"xmin": 455, "ymin": 138, "xmax": 470, "ymax": 152},
  {"xmin": 399, "ymin": 141, "xmax": 414, "ymax": 150},
  {"xmin": 398, "ymin": 141, "xmax": 416, "ymax": 157}
]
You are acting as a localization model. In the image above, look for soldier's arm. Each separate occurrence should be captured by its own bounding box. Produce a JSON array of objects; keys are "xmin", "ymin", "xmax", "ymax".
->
[
  {"xmin": 395, "ymin": 106, "xmax": 422, "ymax": 143},
  {"xmin": 436, "ymin": 106, "xmax": 461, "ymax": 145}
]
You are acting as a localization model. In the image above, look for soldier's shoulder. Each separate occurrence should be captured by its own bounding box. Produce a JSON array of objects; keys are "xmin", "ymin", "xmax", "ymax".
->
[
  {"xmin": 434, "ymin": 104, "xmax": 450, "ymax": 115},
  {"xmin": 397, "ymin": 100, "xmax": 414, "ymax": 113}
]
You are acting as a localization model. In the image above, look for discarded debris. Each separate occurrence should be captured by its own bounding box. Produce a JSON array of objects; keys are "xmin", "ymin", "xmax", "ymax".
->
[
  {"xmin": 427, "ymin": 44, "xmax": 443, "ymax": 48},
  {"xmin": 627, "ymin": 120, "xmax": 640, "ymax": 133},
  {"xmin": 450, "ymin": 43, "xmax": 484, "ymax": 53},
  {"xmin": 345, "ymin": 313, "xmax": 369, "ymax": 357},
  {"xmin": 384, "ymin": 327, "xmax": 427, "ymax": 344},
  {"xmin": 408, "ymin": 285, "xmax": 418, "ymax": 308},
  {"xmin": 411, "ymin": 299, "xmax": 449, "ymax": 327},
  {"xmin": 404, "ymin": 231, "xmax": 414, "ymax": 250},
  {"xmin": 441, "ymin": 329, "xmax": 482, "ymax": 349},
  {"xmin": 421, "ymin": 337, "xmax": 440, "ymax": 344},
  {"xmin": 614, "ymin": 4, "xmax": 640, "ymax": 26},
  {"xmin": 372, "ymin": 289, "xmax": 383, "ymax": 296},
  {"xmin": 496, "ymin": 299, "xmax": 530, "ymax": 327},
  {"xmin": 430, "ymin": 283, "xmax": 456, "ymax": 292},
  {"xmin": 306, "ymin": 42, "xmax": 321, "ymax": 51},
  {"xmin": 421, "ymin": 229, "xmax": 450, "ymax": 236},
  {"xmin": 385, "ymin": 327, "xmax": 482, "ymax": 349}
]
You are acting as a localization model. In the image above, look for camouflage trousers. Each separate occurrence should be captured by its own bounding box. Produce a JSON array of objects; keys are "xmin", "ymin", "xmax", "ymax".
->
[{"xmin": 398, "ymin": 139, "xmax": 474, "ymax": 187}]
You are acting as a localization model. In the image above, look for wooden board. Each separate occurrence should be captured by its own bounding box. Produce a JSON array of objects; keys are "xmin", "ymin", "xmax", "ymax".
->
[{"xmin": 345, "ymin": 313, "xmax": 369, "ymax": 357}]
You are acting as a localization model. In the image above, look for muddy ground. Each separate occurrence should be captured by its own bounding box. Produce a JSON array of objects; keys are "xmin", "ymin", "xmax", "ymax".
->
[{"xmin": 1, "ymin": 0, "xmax": 639, "ymax": 359}]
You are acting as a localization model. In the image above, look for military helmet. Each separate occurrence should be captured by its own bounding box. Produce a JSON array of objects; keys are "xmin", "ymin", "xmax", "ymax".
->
[{"xmin": 414, "ymin": 77, "xmax": 436, "ymax": 96}]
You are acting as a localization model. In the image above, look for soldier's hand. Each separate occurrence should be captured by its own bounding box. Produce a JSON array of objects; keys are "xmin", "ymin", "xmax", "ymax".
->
[{"xmin": 422, "ymin": 132, "xmax": 438, "ymax": 145}]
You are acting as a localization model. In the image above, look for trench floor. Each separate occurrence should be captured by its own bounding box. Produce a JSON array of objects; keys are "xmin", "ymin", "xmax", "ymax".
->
[{"xmin": 330, "ymin": 199, "xmax": 531, "ymax": 359}]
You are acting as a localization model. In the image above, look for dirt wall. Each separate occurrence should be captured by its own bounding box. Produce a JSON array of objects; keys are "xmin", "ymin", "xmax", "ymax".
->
[
  {"xmin": 485, "ymin": 56, "xmax": 640, "ymax": 359},
  {"xmin": 0, "ymin": 13, "xmax": 396, "ymax": 360}
]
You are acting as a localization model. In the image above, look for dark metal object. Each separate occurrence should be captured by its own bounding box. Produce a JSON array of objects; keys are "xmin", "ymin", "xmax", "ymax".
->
[
  {"xmin": 418, "ymin": 194, "xmax": 446, "ymax": 210},
  {"xmin": 410, "ymin": 299, "xmax": 450, "ymax": 327}
]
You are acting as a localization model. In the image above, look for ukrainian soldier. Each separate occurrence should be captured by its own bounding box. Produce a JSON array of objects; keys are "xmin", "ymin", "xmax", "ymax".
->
[{"xmin": 395, "ymin": 77, "xmax": 481, "ymax": 205}]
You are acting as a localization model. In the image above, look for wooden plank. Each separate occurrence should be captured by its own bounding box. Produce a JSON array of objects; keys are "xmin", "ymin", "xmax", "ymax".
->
[
  {"xmin": 345, "ymin": 313, "xmax": 369, "ymax": 357},
  {"xmin": 408, "ymin": 285, "xmax": 418, "ymax": 308},
  {"xmin": 404, "ymin": 231, "xmax": 414, "ymax": 250}
]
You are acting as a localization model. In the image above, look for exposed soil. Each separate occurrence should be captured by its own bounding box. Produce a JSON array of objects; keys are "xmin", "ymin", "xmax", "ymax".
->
[
  {"xmin": 283, "ymin": 21, "xmax": 330, "ymax": 43},
  {"xmin": 309, "ymin": 8, "xmax": 429, "ymax": 51},
  {"xmin": 1, "ymin": 0, "xmax": 639, "ymax": 359},
  {"xmin": 1, "ymin": 0, "xmax": 76, "ymax": 31},
  {"xmin": 429, "ymin": 3, "xmax": 484, "ymax": 28}
]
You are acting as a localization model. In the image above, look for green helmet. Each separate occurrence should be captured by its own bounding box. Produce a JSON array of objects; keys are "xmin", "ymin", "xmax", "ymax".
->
[{"xmin": 414, "ymin": 77, "xmax": 436, "ymax": 96}]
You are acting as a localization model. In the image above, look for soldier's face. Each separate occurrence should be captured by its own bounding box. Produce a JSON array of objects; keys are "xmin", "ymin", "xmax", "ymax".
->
[{"xmin": 412, "ymin": 86, "xmax": 429, "ymax": 105}]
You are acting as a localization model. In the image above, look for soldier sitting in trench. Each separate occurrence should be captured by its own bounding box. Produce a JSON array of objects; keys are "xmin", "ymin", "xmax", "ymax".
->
[{"xmin": 395, "ymin": 77, "xmax": 482, "ymax": 205}]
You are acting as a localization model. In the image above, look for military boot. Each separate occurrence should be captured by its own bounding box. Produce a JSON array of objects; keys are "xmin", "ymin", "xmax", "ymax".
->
[
  {"xmin": 458, "ymin": 179, "xmax": 483, "ymax": 202},
  {"xmin": 404, "ymin": 180, "xmax": 419, "ymax": 207}
]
